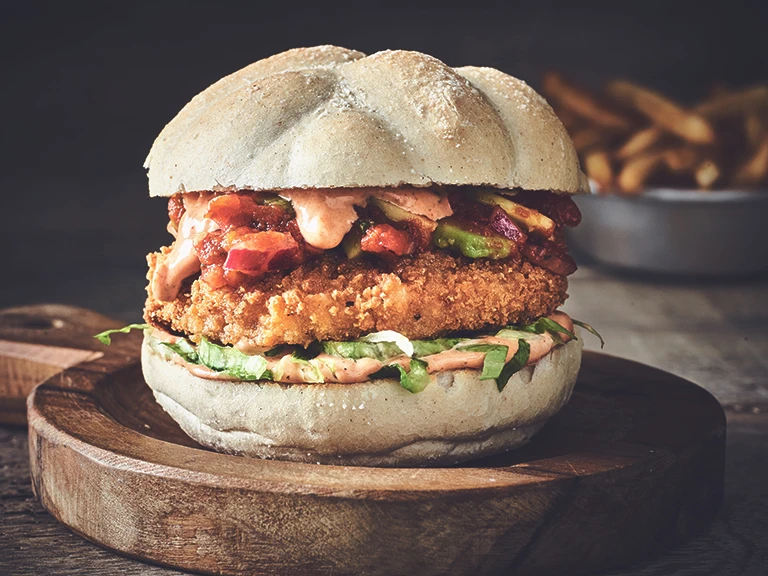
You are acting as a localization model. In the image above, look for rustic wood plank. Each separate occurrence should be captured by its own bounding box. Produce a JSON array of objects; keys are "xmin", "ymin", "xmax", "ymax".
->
[{"xmin": 0, "ymin": 425, "xmax": 186, "ymax": 575}]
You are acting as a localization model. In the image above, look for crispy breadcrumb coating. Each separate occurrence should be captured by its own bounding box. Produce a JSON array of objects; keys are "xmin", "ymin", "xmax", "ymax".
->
[{"xmin": 145, "ymin": 250, "xmax": 568, "ymax": 348}]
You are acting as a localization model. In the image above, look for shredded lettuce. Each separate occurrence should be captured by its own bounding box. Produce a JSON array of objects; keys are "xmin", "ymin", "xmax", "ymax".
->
[
  {"xmin": 457, "ymin": 343, "xmax": 508, "ymax": 381},
  {"xmin": 103, "ymin": 313, "xmax": 602, "ymax": 394},
  {"xmin": 285, "ymin": 354, "xmax": 325, "ymax": 383},
  {"xmin": 518, "ymin": 317, "xmax": 577, "ymax": 343},
  {"xmin": 411, "ymin": 338, "xmax": 465, "ymax": 357},
  {"xmin": 264, "ymin": 345, "xmax": 289, "ymax": 357},
  {"xmin": 94, "ymin": 323, "xmax": 150, "ymax": 345},
  {"xmin": 369, "ymin": 359, "xmax": 430, "ymax": 393},
  {"xmin": 321, "ymin": 340, "xmax": 404, "ymax": 361},
  {"xmin": 393, "ymin": 359, "xmax": 431, "ymax": 393},
  {"xmin": 315, "ymin": 356, "xmax": 338, "ymax": 380},
  {"xmin": 497, "ymin": 339, "xmax": 531, "ymax": 391},
  {"xmin": 499, "ymin": 316, "xmax": 605, "ymax": 349},
  {"xmin": 573, "ymin": 319, "xmax": 605, "ymax": 348},
  {"xmin": 159, "ymin": 339, "xmax": 199, "ymax": 363},
  {"xmin": 494, "ymin": 328, "xmax": 532, "ymax": 340},
  {"xmin": 359, "ymin": 330, "xmax": 414, "ymax": 357},
  {"xmin": 263, "ymin": 195, "xmax": 294, "ymax": 212},
  {"xmin": 197, "ymin": 338, "xmax": 270, "ymax": 381}
]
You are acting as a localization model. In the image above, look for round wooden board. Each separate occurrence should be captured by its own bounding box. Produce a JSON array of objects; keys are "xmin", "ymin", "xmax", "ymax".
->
[
  {"xmin": 10, "ymin": 306, "xmax": 725, "ymax": 576},
  {"xmin": 0, "ymin": 304, "xmax": 126, "ymax": 425}
]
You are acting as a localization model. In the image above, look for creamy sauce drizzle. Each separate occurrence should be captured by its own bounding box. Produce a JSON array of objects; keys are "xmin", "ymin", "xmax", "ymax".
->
[
  {"xmin": 151, "ymin": 187, "xmax": 455, "ymax": 302},
  {"xmin": 278, "ymin": 189, "xmax": 370, "ymax": 249},
  {"xmin": 151, "ymin": 193, "xmax": 217, "ymax": 301},
  {"xmin": 375, "ymin": 188, "xmax": 453, "ymax": 221},
  {"xmin": 151, "ymin": 312, "xmax": 573, "ymax": 384},
  {"xmin": 279, "ymin": 187, "xmax": 454, "ymax": 250}
]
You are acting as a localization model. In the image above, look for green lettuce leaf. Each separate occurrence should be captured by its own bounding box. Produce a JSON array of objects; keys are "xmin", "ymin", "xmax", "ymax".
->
[
  {"xmin": 457, "ymin": 344, "xmax": 508, "ymax": 381},
  {"xmin": 368, "ymin": 359, "xmax": 430, "ymax": 393},
  {"xmin": 321, "ymin": 340, "xmax": 404, "ymax": 361},
  {"xmin": 262, "ymin": 195, "xmax": 293, "ymax": 213},
  {"xmin": 94, "ymin": 323, "xmax": 150, "ymax": 345},
  {"xmin": 519, "ymin": 317, "xmax": 577, "ymax": 343},
  {"xmin": 393, "ymin": 359, "xmax": 431, "ymax": 393},
  {"xmin": 359, "ymin": 330, "xmax": 414, "ymax": 357},
  {"xmin": 314, "ymin": 356, "xmax": 338, "ymax": 380},
  {"xmin": 284, "ymin": 354, "xmax": 325, "ymax": 383},
  {"xmin": 264, "ymin": 345, "xmax": 289, "ymax": 357},
  {"xmin": 497, "ymin": 339, "xmax": 531, "ymax": 391},
  {"xmin": 159, "ymin": 339, "xmax": 199, "ymax": 363},
  {"xmin": 141, "ymin": 315, "xmax": 600, "ymax": 390},
  {"xmin": 573, "ymin": 319, "xmax": 605, "ymax": 348},
  {"xmin": 411, "ymin": 338, "xmax": 465, "ymax": 357},
  {"xmin": 494, "ymin": 328, "xmax": 531, "ymax": 340},
  {"xmin": 197, "ymin": 338, "xmax": 270, "ymax": 381}
]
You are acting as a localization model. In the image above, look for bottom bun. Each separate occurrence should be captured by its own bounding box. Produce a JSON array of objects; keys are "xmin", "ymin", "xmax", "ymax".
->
[{"xmin": 141, "ymin": 335, "xmax": 583, "ymax": 467}]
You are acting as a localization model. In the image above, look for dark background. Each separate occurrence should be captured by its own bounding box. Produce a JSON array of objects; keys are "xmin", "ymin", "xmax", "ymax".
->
[{"xmin": 2, "ymin": 0, "xmax": 767, "ymax": 320}]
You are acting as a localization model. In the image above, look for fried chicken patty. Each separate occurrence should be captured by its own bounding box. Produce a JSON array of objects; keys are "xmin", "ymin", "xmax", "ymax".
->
[{"xmin": 145, "ymin": 249, "xmax": 568, "ymax": 348}]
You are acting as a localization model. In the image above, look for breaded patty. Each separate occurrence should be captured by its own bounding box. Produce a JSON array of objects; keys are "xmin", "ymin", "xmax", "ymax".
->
[{"xmin": 145, "ymin": 250, "xmax": 568, "ymax": 348}]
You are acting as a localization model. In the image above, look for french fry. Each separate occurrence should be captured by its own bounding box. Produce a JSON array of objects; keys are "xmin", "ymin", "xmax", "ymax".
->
[
  {"xmin": 617, "ymin": 151, "xmax": 664, "ymax": 194},
  {"xmin": 606, "ymin": 80, "xmax": 715, "ymax": 144},
  {"xmin": 542, "ymin": 72, "xmax": 633, "ymax": 131},
  {"xmin": 663, "ymin": 148, "xmax": 701, "ymax": 173},
  {"xmin": 616, "ymin": 126, "xmax": 663, "ymax": 159},
  {"xmin": 694, "ymin": 160, "xmax": 720, "ymax": 189},
  {"xmin": 696, "ymin": 86, "xmax": 768, "ymax": 118},
  {"xmin": 550, "ymin": 71, "xmax": 768, "ymax": 193},
  {"xmin": 731, "ymin": 135, "xmax": 768, "ymax": 187},
  {"xmin": 583, "ymin": 149, "xmax": 613, "ymax": 190},
  {"xmin": 571, "ymin": 128, "xmax": 606, "ymax": 152}
]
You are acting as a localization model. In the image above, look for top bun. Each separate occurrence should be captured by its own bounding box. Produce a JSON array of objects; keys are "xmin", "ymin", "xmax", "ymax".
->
[{"xmin": 145, "ymin": 46, "xmax": 589, "ymax": 197}]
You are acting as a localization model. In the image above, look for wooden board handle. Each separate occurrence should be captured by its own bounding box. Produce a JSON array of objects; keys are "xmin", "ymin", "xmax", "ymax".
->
[{"xmin": 0, "ymin": 304, "xmax": 140, "ymax": 425}]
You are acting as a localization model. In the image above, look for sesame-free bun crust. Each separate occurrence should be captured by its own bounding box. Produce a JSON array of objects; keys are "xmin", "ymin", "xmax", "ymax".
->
[
  {"xmin": 145, "ymin": 46, "xmax": 588, "ymax": 197},
  {"xmin": 141, "ymin": 336, "xmax": 583, "ymax": 467}
]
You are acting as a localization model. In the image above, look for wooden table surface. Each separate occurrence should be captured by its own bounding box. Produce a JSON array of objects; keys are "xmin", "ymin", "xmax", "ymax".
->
[{"xmin": 1, "ymin": 258, "xmax": 767, "ymax": 574}]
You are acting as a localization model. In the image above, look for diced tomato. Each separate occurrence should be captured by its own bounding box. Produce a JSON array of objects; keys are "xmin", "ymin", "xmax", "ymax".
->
[
  {"xmin": 194, "ymin": 230, "xmax": 228, "ymax": 266},
  {"xmin": 224, "ymin": 231, "xmax": 299, "ymax": 275},
  {"xmin": 206, "ymin": 194, "xmax": 260, "ymax": 230},
  {"xmin": 168, "ymin": 194, "xmax": 185, "ymax": 228},
  {"xmin": 206, "ymin": 193, "xmax": 289, "ymax": 232},
  {"xmin": 249, "ymin": 204, "xmax": 290, "ymax": 230},
  {"xmin": 360, "ymin": 224, "xmax": 415, "ymax": 256}
]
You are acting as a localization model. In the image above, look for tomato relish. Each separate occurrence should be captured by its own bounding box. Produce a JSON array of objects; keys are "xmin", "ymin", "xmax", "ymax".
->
[{"xmin": 164, "ymin": 188, "xmax": 581, "ymax": 293}]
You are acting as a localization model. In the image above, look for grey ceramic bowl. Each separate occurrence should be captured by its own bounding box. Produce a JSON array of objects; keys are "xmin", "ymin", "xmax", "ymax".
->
[{"xmin": 568, "ymin": 188, "xmax": 768, "ymax": 276}]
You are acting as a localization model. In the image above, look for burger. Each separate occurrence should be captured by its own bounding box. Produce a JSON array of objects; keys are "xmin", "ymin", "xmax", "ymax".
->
[{"xmin": 97, "ymin": 46, "xmax": 601, "ymax": 466}]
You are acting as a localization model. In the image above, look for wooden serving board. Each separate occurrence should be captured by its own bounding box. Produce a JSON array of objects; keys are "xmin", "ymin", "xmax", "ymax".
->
[
  {"xmin": 1, "ymin": 305, "xmax": 725, "ymax": 576},
  {"xmin": 0, "ymin": 304, "xmax": 128, "ymax": 425}
]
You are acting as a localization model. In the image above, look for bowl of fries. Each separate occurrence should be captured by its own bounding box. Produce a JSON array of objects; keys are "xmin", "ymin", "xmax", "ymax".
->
[{"xmin": 542, "ymin": 73, "xmax": 768, "ymax": 275}]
